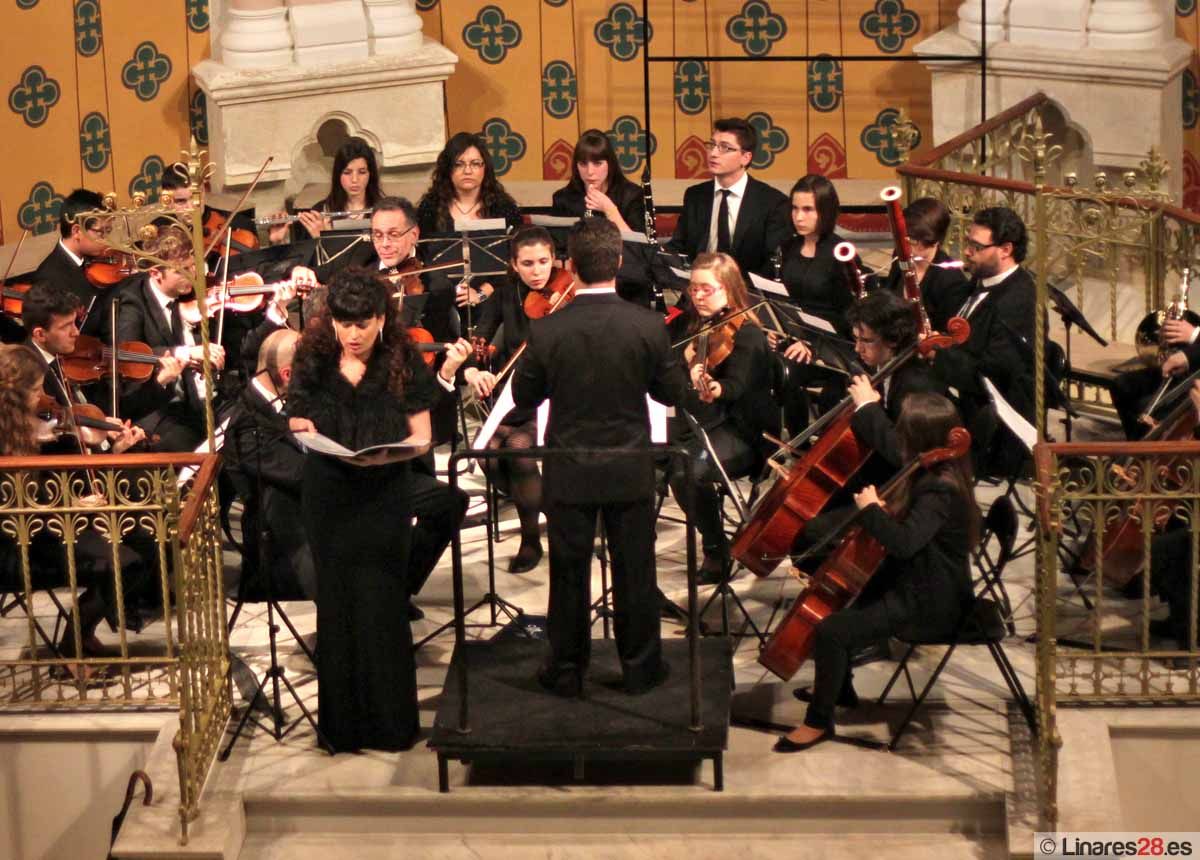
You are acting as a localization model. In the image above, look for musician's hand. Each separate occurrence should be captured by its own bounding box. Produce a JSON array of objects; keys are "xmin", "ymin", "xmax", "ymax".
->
[
  {"xmin": 439, "ymin": 338, "xmax": 473, "ymax": 378},
  {"xmin": 267, "ymin": 214, "xmax": 290, "ymax": 245},
  {"xmin": 1162, "ymin": 319, "xmax": 1198, "ymax": 345},
  {"xmin": 849, "ymin": 374, "xmax": 881, "ymax": 408},
  {"xmin": 156, "ymin": 355, "xmax": 184, "ymax": 386},
  {"xmin": 110, "ymin": 421, "xmax": 145, "ymax": 454},
  {"xmin": 691, "ymin": 365, "xmax": 721, "ymax": 402},
  {"xmin": 289, "ymin": 265, "xmax": 318, "ymax": 291},
  {"xmin": 296, "ymin": 210, "xmax": 326, "ymax": 239},
  {"xmin": 854, "ymin": 485, "xmax": 883, "ymax": 511},
  {"xmin": 288, "ymin": 417, "xmax": 317, "ymax": 434},
  {"xmin": 584, "ymin": 186, "xmax": 617, "ymax": 217},
  {"xmin": 185, "ymin": 344, "xmax": 225, "ymax": 371},
  {"xmin": 464, "ymin": 367, "xmax": 498, "ymax": 399},
  {"xmin": 782, "ymin": 340, "xmax": 812, "ymax": 363},
  {"xmin": 765, "ymin": 329, "xmax": 782, "ymax": 348},
  {"xmin": 1162, "ymin": 349, "xmax": 1190, "ymax": 378},
  {"xmin": 456, "ymin": 283, "xmax": 485, "ymax": 307},
  {"xmin": 1191, "ymin": 380, "xmax": 1200, "ymax": 422}
]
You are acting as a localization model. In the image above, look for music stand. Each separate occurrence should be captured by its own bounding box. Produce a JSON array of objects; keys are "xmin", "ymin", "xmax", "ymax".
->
[
  {"xmin": 1046, "ymin": 281, "xmax": 1108, "ymax": 441},
  {"xmin": 420, "ymin": 221, "xmax": 511, "ymax": 338}
]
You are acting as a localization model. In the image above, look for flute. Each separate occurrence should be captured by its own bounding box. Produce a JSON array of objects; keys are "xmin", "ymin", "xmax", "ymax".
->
[{"xmin": 255, "ymin": 208, "xmax": 374, "ymax": 227}]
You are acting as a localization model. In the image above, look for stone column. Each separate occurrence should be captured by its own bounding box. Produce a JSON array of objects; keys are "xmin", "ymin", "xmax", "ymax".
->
[
  {"xmin": 363, "ymin": 0, "xmax": 424, "ymax": 55},
  {"xmin": 222, "ymin": 0, "xmax": 294, "ymax": 69},
  {"xmin": 957, "ymin": 0, "xmax": 1008, "ymax": 43},
  {"xmin": 286, "ymin": 0, "xmax": 370, "ymax": 65},
  {"xmin": 1008, "ymin": 0, "xmax": 1089, "ymax": 49},
  {"xmin": 1087, "ymin": 0, "xmax": 1163, "ymax": 49}
]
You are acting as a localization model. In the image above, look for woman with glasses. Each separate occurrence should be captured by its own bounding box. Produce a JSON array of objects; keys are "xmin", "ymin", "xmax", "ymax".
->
[
  {"xmin": 267, "ymin": 137, "xmax": 383, "ymax": 245},
  {"xmin": 551, "ymin": 130, "xmax": 645, "ymax": 235},
  {"xmin": 666, "ymin": 252, "xmax": 778, "ymax": 583}
]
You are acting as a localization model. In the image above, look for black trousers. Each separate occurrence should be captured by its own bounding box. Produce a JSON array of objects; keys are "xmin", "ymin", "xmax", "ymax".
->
[
  {"xmin": 137, "ymin": 401, "xmax": 206, "ymax": 453},
  {"xmin": 667, "ymin": 422, "xmax": 758, "ymax": 553},
  {"xmin": 407, "ymin": 469, "xmax": 469, "ymax": 597},
  {"xmin": 543, "ymin": 495, "xmax": 662, "ymax": 689},
  {"xmin": 1150, "ymin": 527, "xmax": 1197, "ymax": 646}
]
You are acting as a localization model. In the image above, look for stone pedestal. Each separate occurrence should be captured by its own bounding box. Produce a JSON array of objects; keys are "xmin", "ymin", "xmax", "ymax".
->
[
  {"xmin": 287, "ymin": 0, "xmax": 370, "ymax": 65},
  {"xmin": 1008, "ymin": 0, "xmax": 1089, "ymax": 50},
  {"xmin": 193, "ymin": 39, "xmax": 458, "ymax": 192},
  {"xmin": 364, "ymin": 0, "xmax": 424, "ymax": 55},
  {"xmin": 916, "ymin": 26, "xmax": 1192, "ymax": 199},
  {"xmin": 221, "ymin": 0, "xmax": 294, "ymax": 69},
  {"xmin": 1086, "ymin": 0, "xmax": 1163, "ymax": 50},
  {"xmin": 957, "ymin": 0, "xmax": 1006, "ymax": 43}
]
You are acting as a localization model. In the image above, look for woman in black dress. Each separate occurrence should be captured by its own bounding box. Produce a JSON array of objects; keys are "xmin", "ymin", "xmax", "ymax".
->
[
  {"xmin": 550, "ymin": 130, "xmax": 645, "ymax": 235},
  {"xmin": 286, "ymin": 267, "xmax": 439, "ymax": 752},
  {"xmin": 879, "ymin": 197, "xmax": 970, "ymax": 333},
  {"xmin": 668, "ymin": 252, "xmax": 778, "ymax": 582},
  {"xmin": 775, "ymin": 392, "xmax": 980, "ymax": 752}
]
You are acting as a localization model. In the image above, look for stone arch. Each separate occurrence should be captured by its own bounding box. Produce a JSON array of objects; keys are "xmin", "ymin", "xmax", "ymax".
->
[
  {"xmin": 1029, "ymin": 97, "xmax": 1093, "ymax": 187},
  {"xmin": 283, "ymin": 111, "xmax": 384, "ymax": 199}
]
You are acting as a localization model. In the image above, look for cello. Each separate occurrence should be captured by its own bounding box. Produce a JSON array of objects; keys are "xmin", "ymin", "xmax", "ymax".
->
[
  {"xmin": 758, "ymin": 425, "xmax": 972, "ymax": 680},
  {"xmin": 731, "ymin": 317, "xmax": 970, "ymax": 577}
]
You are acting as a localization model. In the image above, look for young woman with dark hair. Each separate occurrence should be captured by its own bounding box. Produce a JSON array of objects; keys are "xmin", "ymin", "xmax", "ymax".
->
[
  {"xmin": 550, "ymin": 129, "xmax": 645, "ymax": 234},
  {"xmin": 416, "ymin": 132, "xmax": 521, "ymax": 235},
  {"xmin": 286, "ymin": 267, "xmax": 440, "ymax": 752},
  {"xmin": 776, "ymin": 391, "xmax": 980, "ymax": 752},
  {"xmin": 879, "ymin": 196, "xmax": 970, "ymax": 333},
  {"xmin": 267, "ymin": 137, "xmax": 383, "ymax": 244}
]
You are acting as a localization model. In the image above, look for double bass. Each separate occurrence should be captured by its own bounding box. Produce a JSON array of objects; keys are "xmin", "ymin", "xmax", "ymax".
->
[
  {"xmin": 758, "ymin": 426, "xmax": 972, "ymax": 680},
  {"xmin": 731, "ymin": 317, "xmax": 970, "ymax": 577}
]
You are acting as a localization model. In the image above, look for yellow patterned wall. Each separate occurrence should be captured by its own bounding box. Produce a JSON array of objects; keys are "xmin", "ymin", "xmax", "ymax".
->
[
  {"xmin": 3, "ymin": 0, "xmax": 1198, "ymax": 245},
  {"xmin": 0, "ymin": 0, "xmax": 211, "ymax": 246}
]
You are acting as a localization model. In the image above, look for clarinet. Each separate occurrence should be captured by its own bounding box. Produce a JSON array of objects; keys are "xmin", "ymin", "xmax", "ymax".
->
[{"xmin": 642, "ymin": 166, "xmax": 666, "ymax": 313}]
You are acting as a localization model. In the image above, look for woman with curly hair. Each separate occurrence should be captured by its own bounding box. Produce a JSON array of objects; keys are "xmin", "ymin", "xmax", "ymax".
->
[
  {"xmin": 416, "ymin": 131, "xmax": 521, "ymax": 235},
  {"xmin": 0, "ymin": 344, "xmax": 45, "ymax": 456},
  {"xmin": 286, "ymin": 267, "xmax": 441, "ymax": 752}
]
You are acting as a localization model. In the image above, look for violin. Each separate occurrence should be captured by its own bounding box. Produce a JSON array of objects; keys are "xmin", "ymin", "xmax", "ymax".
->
[
  {"xmin": 179, "ymin": 272, "xmax": 314, "ymax": 326},
  {"xmin": 203, "ymin": 209, "xmax": 260, "ymax": 258},
  {"xmin": 61, "ymin": 334, "xmax": 162, "ymax": 383},
  {"xmin": 758, "ymin": 426, "xmax": 972, "ymax": 680},
  {"xmin": 385, "ymin": 257, "xmax": 425, "ymax": 296},
  {"xmin": 407, "ymin": 326, "xmax": 446, "ymax": 367},
  {"xmin": 730, "ymin": 316, "xmax": 971, "ymax": 578},
  {"xmin": 2, "ymin": 282, "xmax": 31, "ymax": 318},
  {"xmin": 36, "ymin": 393, "xmax": 126, "ymax": 436},
  {"xmin": 523, "ymin": 268, "xmax": 576, "ymax": 319},
  {"xmin": 84, "ymin": 252, "xmax": 138, "ymax": 289},
  {"xmin": 683, "ymin": 306, "xmax": 746, "ymax": 402}
]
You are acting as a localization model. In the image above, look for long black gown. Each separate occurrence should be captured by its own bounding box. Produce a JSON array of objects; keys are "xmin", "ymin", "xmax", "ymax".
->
[{"xmin": 286, "ymin": 341, "xmax": 439, "ymax": 752}]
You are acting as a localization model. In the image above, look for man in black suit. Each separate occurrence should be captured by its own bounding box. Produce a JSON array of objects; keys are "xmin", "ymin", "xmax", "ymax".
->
[
  {"xmin": 931, "ymin": 207, "xmax": 1036, "ymax": 477},
  {"xmin": 513, "ymin": 218, "xmax": 689, "ymax": 696},
  {"xmin": 666, "ymin": 117, "xmax": 791, "ymax": 278},
  {"xmin": 32, "ymin": 189, "xmax": 112, "ymax": 337},
  {"xmin": 1111, "ymin": 311, "xmax": 1200, "ymax": 439},
  {"xmin": 108, "ymin": 226, "xmax": 225, "ymax": 451}
]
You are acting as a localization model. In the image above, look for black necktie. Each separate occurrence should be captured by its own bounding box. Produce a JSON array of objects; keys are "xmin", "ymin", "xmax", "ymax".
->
[
  {"xmin": 716, "ymin": 189, "xmax": 732, "ymax": 254},
  {"xmin": 166, "ymin": 299, "xmax": 183, "ymax": 343}
]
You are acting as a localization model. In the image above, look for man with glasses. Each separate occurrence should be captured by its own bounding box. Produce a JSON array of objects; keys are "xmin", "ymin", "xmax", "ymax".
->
[
  {"xmin": 666, "ymin": 117, "xmax": 791, "ymax": 278},
  {"xmin": 32, "ymin": 188, "xmax": 113, "ymax": 337},
  {"xmin": 931, "ymin": 206, "xmax": 1037, "ymax": 476}
]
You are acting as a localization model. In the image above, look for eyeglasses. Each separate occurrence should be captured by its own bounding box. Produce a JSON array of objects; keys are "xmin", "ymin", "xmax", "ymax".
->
[
  {"xmin": 371, "ymin": 226, "xmax": 415, "ymax": 243},
  {"xmin": 703, "ymin": 140, "xmax": 742, "ymax": 155},
  {"xmin": 453, "ymin": 159, "xmax": 486, "ymax": 172},
  {"xmin": 964, "ymin": 238, "xmax": 997, "ymax": 253},
  {"xmin": 688, "ymin": 284, "xmax": 725, "ymax": 298}
]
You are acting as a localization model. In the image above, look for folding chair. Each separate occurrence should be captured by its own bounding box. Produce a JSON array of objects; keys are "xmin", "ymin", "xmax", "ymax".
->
[{"xmin": 876, "ymin": 496, "xmax": 1037, "ymax": 751}]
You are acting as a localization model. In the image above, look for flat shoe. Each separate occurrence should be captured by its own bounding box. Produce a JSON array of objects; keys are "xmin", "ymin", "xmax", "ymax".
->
[
  {"xmin": 508, "ymin": 541, "xmax": 543, "ymax": 573},
  {"xmin": 773, "ymin": 731, "xmax": 831, "ymax": 753},
  {"xmin": 791, "ymin": 686, "xmax": 860, "ymax": 709}
]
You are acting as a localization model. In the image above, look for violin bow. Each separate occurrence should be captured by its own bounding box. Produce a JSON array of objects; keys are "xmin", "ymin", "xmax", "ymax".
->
[
  {"xmin": 670, "ymin": 300, "xmax": 769, "ymax": 349},
  {"xmin": 201, "ymin": 155, "xmax": 273, "ymax": 258},
  {"xmin": 1, "ymin": 229, "xmax": 29, "ymax": 285}
]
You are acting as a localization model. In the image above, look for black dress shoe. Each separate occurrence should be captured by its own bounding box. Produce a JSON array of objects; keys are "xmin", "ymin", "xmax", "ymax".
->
[
  {"xmin": 625, "ymin": 660, "xmax": 670, "ymax": 695},
  {"xmin": 791, "ymin": 685, "xmax": 860, "ymax": 709},
  {"xmin": 536, "ymin": 665, "xmax": 583, "ymax": 698},
  {"xmin": 697, "ymin": 552, "xmax": 730, "ymax": 586},
  {"xmin": 508, "ymin": 540, "xmax": 543, "ymax": 573},
  {"xmin": 773, "ymin": 731, "xmax": 831, "ymax": 753},
  {"xmin": 407, "ymin": 602, "xmax": 425, "ymax": 622}
]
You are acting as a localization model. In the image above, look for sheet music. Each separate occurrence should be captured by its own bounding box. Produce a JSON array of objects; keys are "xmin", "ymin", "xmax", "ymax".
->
[
  {"xmin": 452, "ymin": 217, "xmax": 507, "ymax": 232},
  {"xmin": 670, "ymin": 266, "xmax": 691, "ymax": 281},
  {"xmin": 748, "ymin": 272, "xmax": 789, "ymax": 297},
  {"xmin": 472, "ymin": 375, "xmax": 517, "ymax": 451},
  {"xmin": 982, "ymin": 377, "xmax": 1037, "ymax": 453},
  {"xmin": 529, "ymin": 214, "xmax": 580, "ymax": 228},
  {"xmin": 620, "ymin": 231, "xmax": 651, "ymax": 245},
  {"xmin": 177, "ymin": 416, "xmax": 232, "ymax": 486}
]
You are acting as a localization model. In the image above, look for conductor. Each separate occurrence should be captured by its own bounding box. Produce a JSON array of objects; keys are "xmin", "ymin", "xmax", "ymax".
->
[{"xmin": 513, "ymin": 218, "xmax": 688, "ymax": 697}]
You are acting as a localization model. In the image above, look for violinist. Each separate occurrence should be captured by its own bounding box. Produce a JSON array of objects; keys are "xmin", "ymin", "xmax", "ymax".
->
[
  {"xmin": 160, "ymin": 163, "xmax": 193, "ymax": 211},
  {"xmin": 21, "ymin": 283, "xmax": 180, "ymax": 440},
  {"xmin": 0, "ymin": 344, "xmax": 152, "ymax": 674},
  {"xmin": 878, "ymin": 197, "xmax": 970, "ymax": 333},
  {"xmin": 776, "ymin": 392, "xmax": 980, "ymax": 753},
  {"xmin": 550, "ymin": 129, "xmax": 645, "ymax": 235},
  {"xmin": 667, "ymin": 252, "xmax": 778, "ymax": 584},
  {"xmin": 108, "ymin": 226, "xmax": 225, "ymax": 451},
  {"xmin": 666, "ymin": 118, "xmax": 791, "ymax": 278},
  {"xmin": 440, "ymin": 225, "xmax": 559, "ymax": 572},
  {"xmin": 512, "ymin": 218, "xmax": 688, "ymax": 697},
  {"xmin": 931, "ymin": 207, "xmax": 1036, "ymax": 477},
  {"xmin": 32, "ymin": 188, "xmax": 111, "ymax": 337},
  {"xmin": 266, "ymin": 137, "xmax": 382, "ymax": 245}
]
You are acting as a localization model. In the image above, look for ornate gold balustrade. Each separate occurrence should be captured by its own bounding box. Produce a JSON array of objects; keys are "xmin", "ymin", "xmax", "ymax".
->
[{"xmin": 0, "ymin": 453, "xmax": 230, "ymax": 843}]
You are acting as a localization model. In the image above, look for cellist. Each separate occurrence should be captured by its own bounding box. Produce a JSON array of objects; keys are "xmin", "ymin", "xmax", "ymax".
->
[
  {"xmin": 776, "ymin": 392, "xmax": 980, "ymax": 752},
  {"xmin": 667, "ymin": 252, "xmax": 778, "ymax": 584}
]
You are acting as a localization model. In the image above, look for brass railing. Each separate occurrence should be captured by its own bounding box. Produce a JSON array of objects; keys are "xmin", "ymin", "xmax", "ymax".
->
[
  {"xmin": 1034, "ymin": 441, "xmax": 1200, "ymax": 824},
  {"xmin": 0, "ymin": 453, "xmax": 230, "ymax": 843}
]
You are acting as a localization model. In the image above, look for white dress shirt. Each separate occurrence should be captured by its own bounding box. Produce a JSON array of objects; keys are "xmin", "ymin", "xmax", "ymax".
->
[
  {"xmin": 960, "ymin": 264, "xmax": 1019, "ymax": 319},
  {"xmin": 707, "ymin": 172, "xmax": 749, "ymax": 253}
]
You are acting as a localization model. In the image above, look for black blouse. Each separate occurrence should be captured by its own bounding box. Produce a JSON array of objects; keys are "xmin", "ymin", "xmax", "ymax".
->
[
  {"xmin": 415, "ymin": 192, "xmax": 522, "ymax": 236},
  {"xmin": 287, "ymin": 341, "xmax": 439, "ymax": 451},
  {"xmin": 550, "ymin": 181, "xmax": 646, "ymax": 232},
  {"xmin": 778, "ymin": 232, "xmax": 858, "ymax": 337},
  {"xmin": 881, "ymin": 248, "xmax": 972, "ymax": 333}
]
